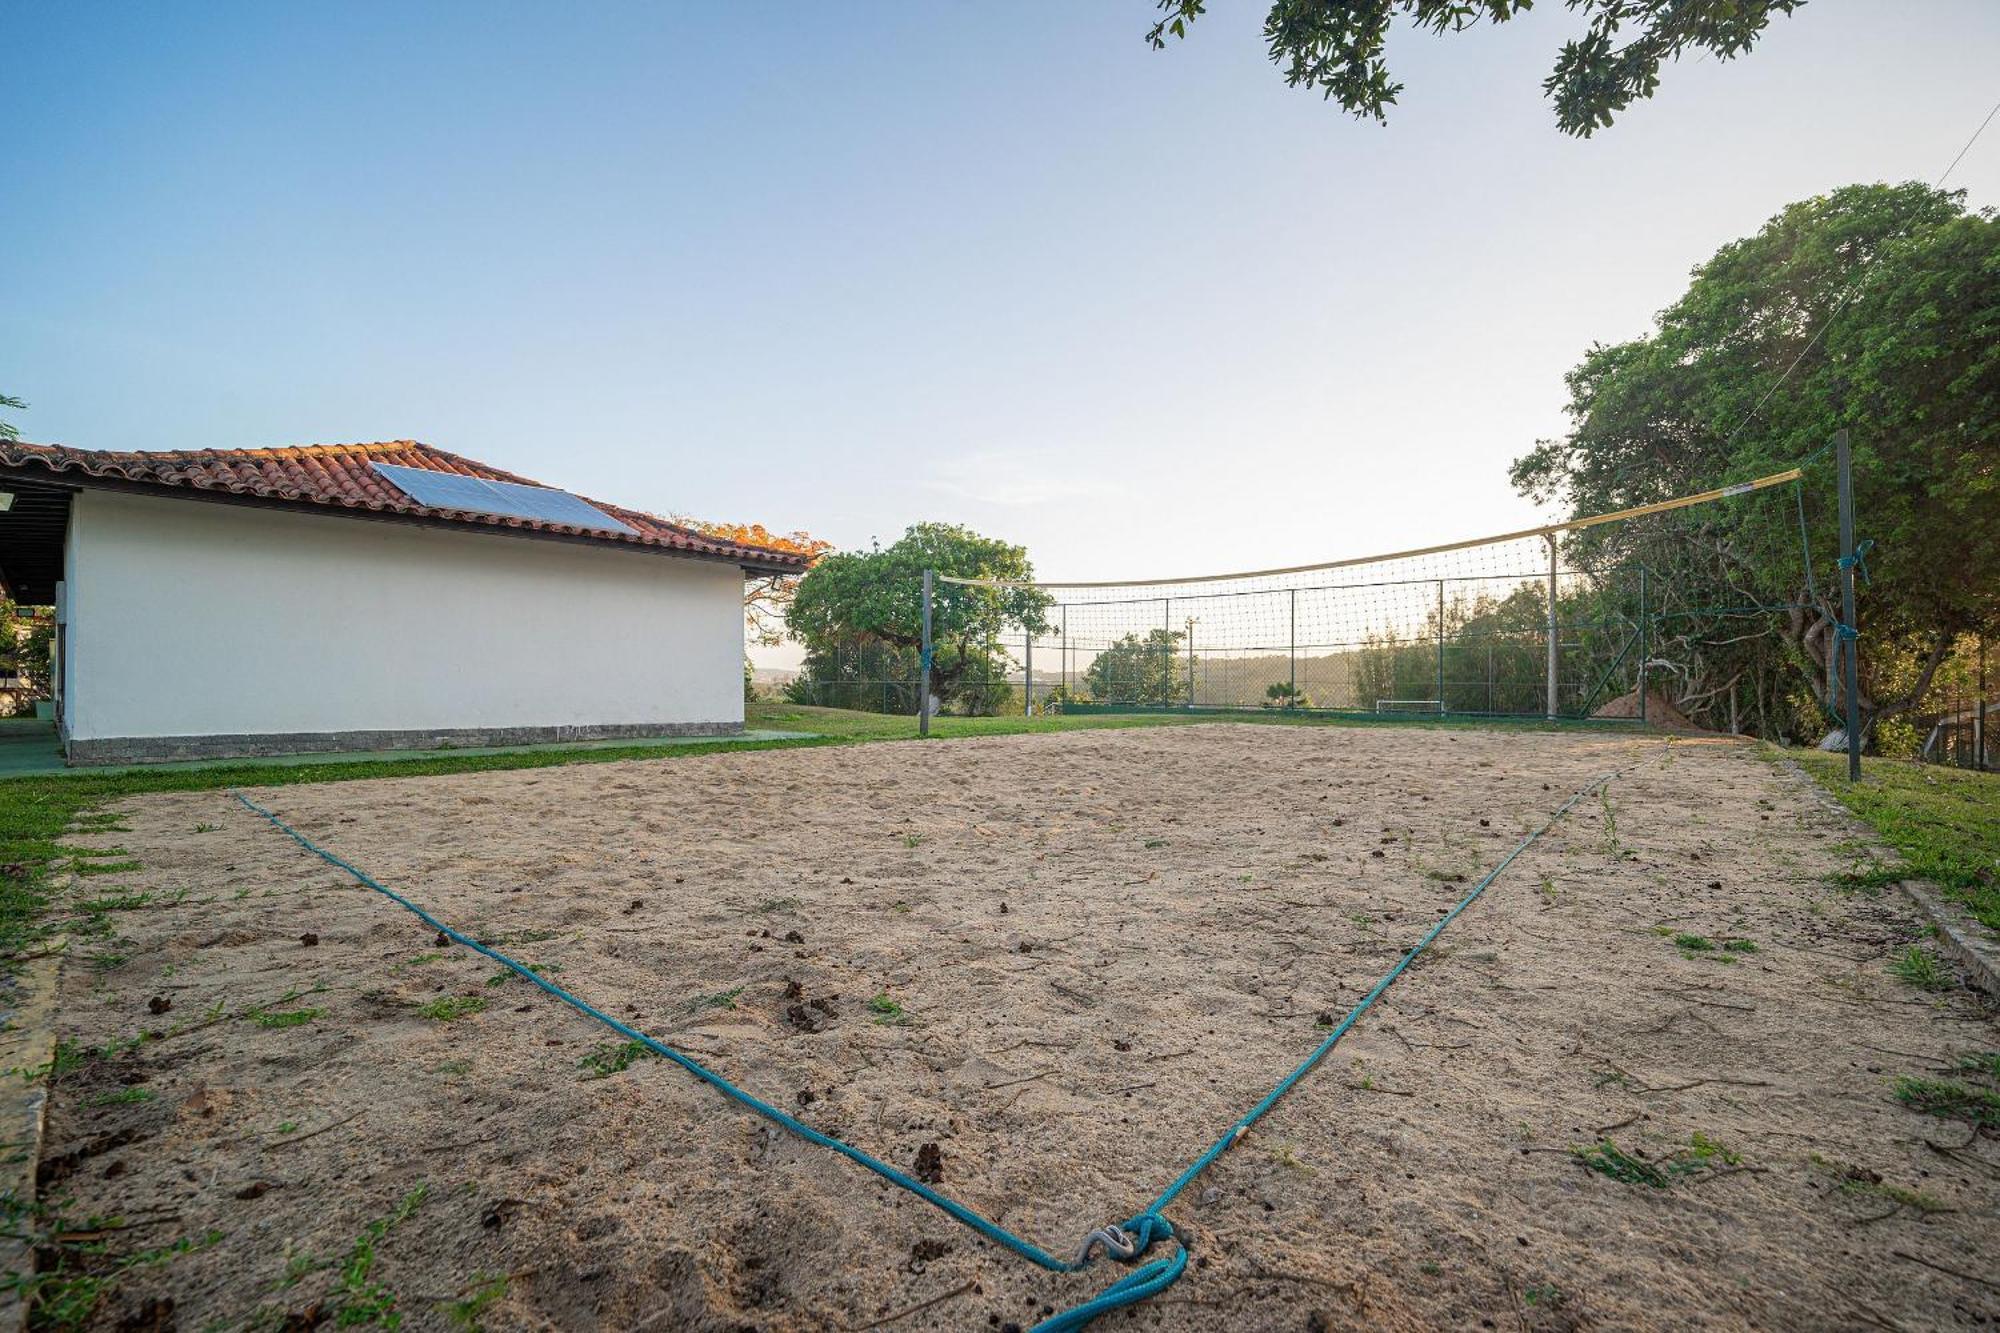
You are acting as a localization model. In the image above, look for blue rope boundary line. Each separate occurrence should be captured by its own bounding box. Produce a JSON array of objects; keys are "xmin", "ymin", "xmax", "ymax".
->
[{"xmin": 231, "ymin": 768, "xmax": 1618, "ymax": 1331}]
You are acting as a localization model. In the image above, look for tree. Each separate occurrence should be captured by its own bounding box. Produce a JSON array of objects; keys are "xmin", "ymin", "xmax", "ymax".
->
[
  {"xmin": 676, "ymin": 518, "xmax": 830, "ymax": 647},
  {"xmin": 0, "ymin": 394, "xmax": 25, "ymax": 442},
  {"xmin": 1146, "ymin": 0, "xmax": 1803, "ymax": 137},
  {"xmin": 1083, "ymin": 629, "xmax": 1189, "ymax": 706},
  {"xmin": 785, "ymin": 523, "xmax": 1052, "ymax": 712},
  {"xmin": 1510, "ymin": 182, "xmax": 2000, "ymax": 741}
]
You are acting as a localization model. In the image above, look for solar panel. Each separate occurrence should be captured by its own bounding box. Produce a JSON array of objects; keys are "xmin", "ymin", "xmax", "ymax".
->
[{"xmin": 370, "ymin": 462, "xmax": 638, "ymax": 536}]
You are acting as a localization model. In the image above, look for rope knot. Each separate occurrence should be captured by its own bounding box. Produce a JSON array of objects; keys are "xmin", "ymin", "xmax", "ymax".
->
[{"xmin": 1073, "ymin": 1212, "xmax": 1174, "ymax": 1266}]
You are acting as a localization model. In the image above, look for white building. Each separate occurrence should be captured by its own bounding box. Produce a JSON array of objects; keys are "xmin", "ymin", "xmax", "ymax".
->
[{"xmin": 0, "ymin": 440, "xmax": 804, "ymax": 764}]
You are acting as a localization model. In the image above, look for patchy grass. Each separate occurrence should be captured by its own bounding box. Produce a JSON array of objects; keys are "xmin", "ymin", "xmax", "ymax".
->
[
  {"xmin": 1791, "ymin": 751, "xmax": 2000, "ymax": 930},
  {"xmin": 247, "ymin": 1006, "xmax": 323, "ymax": 1030},
  {"xmin": 0, "ymin": 1192, "xmax": 221, "ymax": 1331},
  {"xmin": 85, "ymin": 1086, "xmax": 156, "ymax": 1107}
]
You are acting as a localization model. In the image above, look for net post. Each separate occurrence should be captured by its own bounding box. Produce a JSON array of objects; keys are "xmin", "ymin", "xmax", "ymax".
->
[
  {"xmin": 1837, "ymin": 429, "xmax": 1860, "ymax": 781},
  {"xmin": 1435, "ymin": 579, "xmax": 1446, "ymax": 715},
  {"xmin": 1288, "ymin": 588, "xmax": 1296, "ymax": 705},
  {"xmin": 1638, "ymin": 566, "xmax": 1649, "ymax": 725},
  {"xmin": 920, "ymin": 569, "xmax": 934, "ymax": 737},
  {"xmin": 1545, "ymin": 535, "xmax": 1559, "ymax": 722},
  {"xmin": 1162, "ymin": 597, "xmax": 1171, "ymax": 709}
]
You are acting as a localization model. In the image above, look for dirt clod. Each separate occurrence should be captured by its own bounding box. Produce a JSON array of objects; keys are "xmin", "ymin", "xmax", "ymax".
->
[{"xmin": 914, "ymin": 1141, "xmax": 943, "ymax": 1184}]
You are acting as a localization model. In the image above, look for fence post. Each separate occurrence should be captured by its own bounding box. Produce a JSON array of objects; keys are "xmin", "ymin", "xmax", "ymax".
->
[
  {"xmin": 1545, "ymin": 535, "xmax": 1559, "ymax": 721},
  {"xmin": 1435, "ymin": 579, "xmax": 1446, "ymax": 714},
  {"xmin": 1062, "ymin": 605, "xmax": 1069, "ymax": 700},
  {"xmin": 1162, "ymin": 597, "xmax": 1171, "ymax": 708},
  {"xmin": 1977, "ymin": 631, "xmax": 1988, "ymax": 770},
  {"xmin": 1837, "ymin": 429, "xmax": 1860, "ymax": 782},
  {"xmin": 920, "ymin": 569, "xmax": 934, "ymax": 737},
  {"xmin": 1024, "ymin": 630, "xmax": 1032, "ymax": 717},
  {"xmin": 1638, "ymin": 566, "xmax": 1649, "ymax": 725}
]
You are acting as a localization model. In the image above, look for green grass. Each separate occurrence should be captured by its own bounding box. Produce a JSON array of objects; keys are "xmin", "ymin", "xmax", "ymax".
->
[{"xmin": 1792, "ymin": 751, "xmax": 2000, "ymax": 930}]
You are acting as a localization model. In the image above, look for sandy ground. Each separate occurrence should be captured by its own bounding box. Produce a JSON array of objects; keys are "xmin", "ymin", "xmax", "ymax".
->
[{"xmin": 30, "ymin": 724, "xmax": 2000, "ymax": 1332}]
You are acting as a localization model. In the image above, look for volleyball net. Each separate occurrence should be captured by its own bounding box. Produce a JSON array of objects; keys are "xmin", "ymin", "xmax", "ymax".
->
[{"xmin": 924, "ymin": 464, "xmax": 1828, "ymax": 727}]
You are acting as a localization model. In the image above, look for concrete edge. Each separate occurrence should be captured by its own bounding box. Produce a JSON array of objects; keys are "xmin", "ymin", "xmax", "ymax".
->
[
  {"xmin": 65, "ymin": 719, "xmax": 747, "ymax": 766},
  {"xmin": 1898, "ymin": 879, "xmax": 2000, "ymax": 997},
  {"xmin": 0, "ymin": 943, "xmax": 61, "ymax": 1329}
]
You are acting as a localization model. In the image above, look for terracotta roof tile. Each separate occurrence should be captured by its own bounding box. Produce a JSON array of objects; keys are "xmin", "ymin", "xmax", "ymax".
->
[{"xmin": 0, "ymin": 440, "xmax": 807, "ymax": 572}]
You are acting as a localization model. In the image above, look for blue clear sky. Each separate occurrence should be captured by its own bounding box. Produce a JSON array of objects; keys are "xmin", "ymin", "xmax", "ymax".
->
[{"xmin": 4, "ymin": 2, "xmax": 1997, "ymax": 664}]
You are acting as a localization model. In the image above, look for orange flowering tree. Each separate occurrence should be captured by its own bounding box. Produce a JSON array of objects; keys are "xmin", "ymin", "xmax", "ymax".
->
[{"xmin": 677, "ymin": 519, "xmax": 831, "ymax": 646}]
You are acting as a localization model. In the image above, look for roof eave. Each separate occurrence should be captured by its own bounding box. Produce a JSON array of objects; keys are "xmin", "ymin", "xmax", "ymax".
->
[{"xmin": 0, "ymin": 463, "xmax": 808, "ymax": 575}]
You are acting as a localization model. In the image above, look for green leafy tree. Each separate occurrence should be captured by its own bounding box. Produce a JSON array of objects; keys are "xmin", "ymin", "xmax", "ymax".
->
[
  {"xmin": 1511, "ymin": 182, "xmax": 2000, "ymax": 740},
  {"xmin": 785, "ymin": 523, "xmax": 1051, "ymax": 714},
  {"xmin": 0, "ymin": 393, "xmax": 25, "ymax": 442},
  {"xmin": 1083, "ymin": 629, "xmax": 1190, "ymax": 706},
  {"xmin": 1147, "ymin": 0, "xmax": 1803, "ymax": 136}
]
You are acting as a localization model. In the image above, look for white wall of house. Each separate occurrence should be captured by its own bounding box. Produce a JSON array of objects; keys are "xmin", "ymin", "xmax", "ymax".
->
[{"xmin": 63, "ymin": 489, "xmax": 746, "ymax": 747}]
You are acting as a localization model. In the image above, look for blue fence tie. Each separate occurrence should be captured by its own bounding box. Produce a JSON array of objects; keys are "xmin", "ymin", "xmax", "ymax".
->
[
  {"xmin": 1836, "ymin": 537, "xmax": 1874, "ymax": 585},
  {"xmin": 232, "ymin": 764, "xmax": 1619, "ymax": 1333}
]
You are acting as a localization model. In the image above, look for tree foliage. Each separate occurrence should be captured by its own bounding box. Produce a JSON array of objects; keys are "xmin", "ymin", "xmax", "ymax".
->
[
  {"xmin": 0, "ymin": 393, "xmax": 24, "ymax": 443},
  {"xmin": 677, "ymin": 517, "xmax": 831, "ymax": 647},
  {"xmin": 1147, "ymin": 0, "xmax": 1803, "ymax": 136},
  {"xmin": 1511, "ymin": 182, "xmax": 2000, "ymax": 739},
  {"xmin": 785, "ymin": 523, "xmax": 1051, "ymax": 712},
  {"xmin": 1083, "ymin": 628, "xmax": 1190, "ymax": 706}
]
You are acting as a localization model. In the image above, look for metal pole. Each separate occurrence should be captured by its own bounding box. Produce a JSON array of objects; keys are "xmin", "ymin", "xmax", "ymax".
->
[
  {"xmin": 1161, "ymin": 598, "xmax": 1171, "ymax": 708},
  {"xmin": 1062, "ymin": 606, "xmax": 1069, "ymax": 699},
  {"xmin": 919, "ymin": 569, "xmax": 934, "ymax": 737},
  {"xmin": 1545, "ymin": 535, "xmax": 1559, "ymax": 721},
  {"xmin": 1435, "ymin": 579, "xmax": 1446, "ymax": 714},
  {"xmin": 1638, "ymin": 566, "xmax": 1648, "ymax": 725},
  {"xmin": 1024, "ymin": 629, "xmax": 1032, "ymax": 717},
  {"xmin": 1288, "ymin": 588, "xmax": 1297, "ymax": 706},
  {"xmin": 1837, "ymin": 429, "xmax": 1860, "ymax": 781},
  {"xmin": 1977, "ymin": 631, "xmax": 1987, "ymax": 770}
]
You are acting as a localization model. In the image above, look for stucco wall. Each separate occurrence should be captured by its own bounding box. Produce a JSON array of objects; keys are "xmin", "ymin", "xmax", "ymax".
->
[{"xmin": 64, "ymin": 490, "xmax": 746, "ymax": 753}]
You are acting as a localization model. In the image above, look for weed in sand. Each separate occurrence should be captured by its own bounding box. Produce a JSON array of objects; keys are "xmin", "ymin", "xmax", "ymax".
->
[
  {"xmin": 1893, "ymin": 1076, "xmax": 1999, "ymax": 1128},
  {"xmin": 319, "ymin": 1184, "xmax": 429, "ymax": 1328},
  {"xmin": 1887, "ymin": 946, "xmax": 1952, "ymax": 991},
  {"xmin": 867, "ymin": 993, "xmax": 912, "ymax": 1025},
  {"xmin": 441, "ymin": 1274, "xmax": 510, "ymax": 1332},
  {"xmin": 86, "ymin": 1087, "xmax": 156, "ymax": 1108},
  {"xmin": 415, "ymin": 995, "xmax": 487, "ymax": 1022},
  {"xmin": 578, "ymin": 1040, "xmax": 657, "ymax": 1080},
  {"xmin": 247, "ymin": 1007, "xmax": 322, "ymax": 1030},
  {"xmin": 687, "ymin": 986, "xmax": 744, "ymax": 1013},
  {"xmin": 1572, "ymin": 1133, "xmax": 1742, "ymax": 1188}
]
